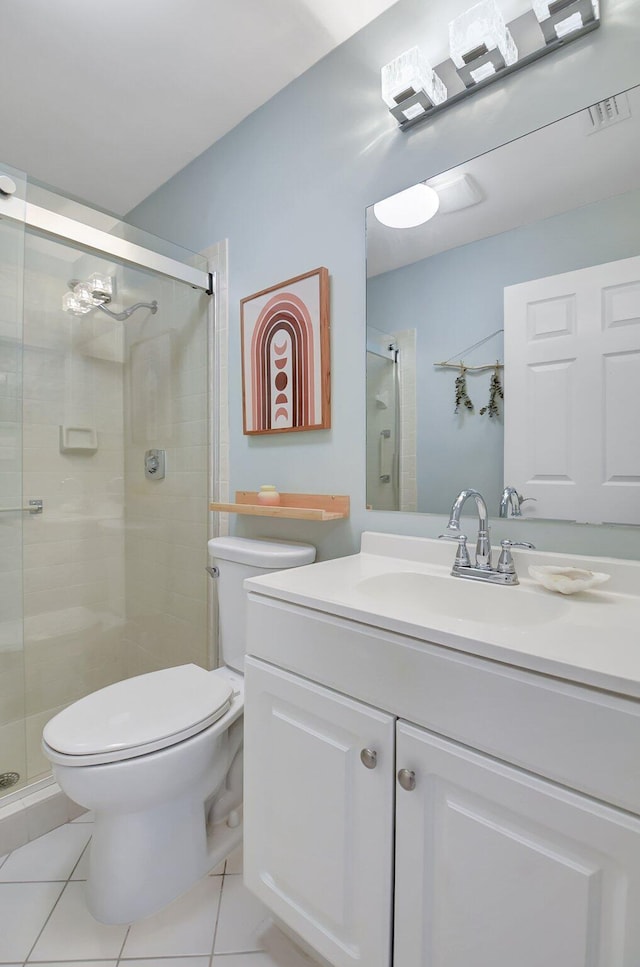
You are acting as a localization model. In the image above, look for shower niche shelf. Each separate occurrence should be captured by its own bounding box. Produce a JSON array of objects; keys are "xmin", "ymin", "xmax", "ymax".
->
[
  {"xmin": 59, "ymin": 425, "xmax": 98, "ymax": 454},
  {"xmin": 210, "ymin": 492, "xmax": 350, "ymax": 521}
]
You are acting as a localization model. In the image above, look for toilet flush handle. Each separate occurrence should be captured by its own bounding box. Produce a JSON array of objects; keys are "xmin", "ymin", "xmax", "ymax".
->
[{"xmin": 206, "ymin": 566, "xmax": 219, "ymax": 578}]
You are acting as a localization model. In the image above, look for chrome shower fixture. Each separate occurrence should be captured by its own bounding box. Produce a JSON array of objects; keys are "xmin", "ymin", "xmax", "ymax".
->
[{"xmin": 63, "ymin": 275, "xmax": 158, "ymax": 320}]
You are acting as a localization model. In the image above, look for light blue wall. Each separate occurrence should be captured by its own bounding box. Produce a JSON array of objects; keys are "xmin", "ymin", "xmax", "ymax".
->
[
  {"xmin": 367, "ymin": 188, "xmax": 640, "ymax": 515},
  {"xmin": 129, "ymin": 0, "xmax": 640, "ymax": 561}
]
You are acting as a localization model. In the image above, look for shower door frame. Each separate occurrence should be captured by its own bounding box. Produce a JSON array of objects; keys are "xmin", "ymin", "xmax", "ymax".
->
[{"xmin": 1, "ymin": 194, "xmax": 212, "ymax": 292}]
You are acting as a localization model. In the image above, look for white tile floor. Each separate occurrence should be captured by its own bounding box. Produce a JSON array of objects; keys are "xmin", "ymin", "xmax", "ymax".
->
[{"xmin": 0, "ymin": 814, "xmax": 319, "ymax": 967}]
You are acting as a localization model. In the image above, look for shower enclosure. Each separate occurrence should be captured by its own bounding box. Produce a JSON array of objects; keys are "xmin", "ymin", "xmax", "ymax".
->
[
  {"xmin": 366, "ymin": 326, "xmax": 418, "ymax": 514},
  {"xmin": 0, "ymin": 163, "xmax": 216, "ymax": 802},
  {"xmin": 366, "ymin": 337, "xmax": 400, "ymax": 511}
]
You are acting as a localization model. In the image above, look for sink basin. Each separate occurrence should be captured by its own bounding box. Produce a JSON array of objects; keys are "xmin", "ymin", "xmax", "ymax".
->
[{"xmin": 355, "ymin": 571, "xmax": 570, "ymax": 627}]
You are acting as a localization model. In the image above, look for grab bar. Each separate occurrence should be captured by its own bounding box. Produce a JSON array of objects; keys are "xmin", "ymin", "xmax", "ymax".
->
[
  {"xmin": 379, "ymin": 429, "xmax": 392, "ymax": 483},
  {"xmin": 0, "ymin": 499, "xmax": 43, "ymax": 515}
]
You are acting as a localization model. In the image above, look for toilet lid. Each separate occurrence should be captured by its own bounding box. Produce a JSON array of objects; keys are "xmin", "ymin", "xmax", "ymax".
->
[{"xmin": 43, "ymin": 664, "xmax": 233, "ymax": 760}]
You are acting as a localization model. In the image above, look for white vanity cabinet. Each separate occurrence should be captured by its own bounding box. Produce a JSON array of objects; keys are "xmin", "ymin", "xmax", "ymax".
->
[
  {"xmin": 245, "ymin": 655, "xmax": 640, "ymax": 967},
  {"xmin": 243, "ymin": 534, "xmax": 640, "ymax": 967}
]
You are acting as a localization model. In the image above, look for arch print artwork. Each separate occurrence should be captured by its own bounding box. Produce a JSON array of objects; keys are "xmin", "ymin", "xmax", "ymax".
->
[{"xmin": 240, "ymin": 267, "xmax": 330, "ymax": 434}]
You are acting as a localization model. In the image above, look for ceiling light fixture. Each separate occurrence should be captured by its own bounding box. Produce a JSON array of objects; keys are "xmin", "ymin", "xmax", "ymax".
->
[
  {"xmin": 381, "ymin": 0, "xmax": 600, "ymax": 131},
  {"xmin": 426, "ymin": 172, "xmax": 484, "ymax": 214},
  {"xmin": 373, "ymin": 183, "xmax": 440, "ymax": 229}
]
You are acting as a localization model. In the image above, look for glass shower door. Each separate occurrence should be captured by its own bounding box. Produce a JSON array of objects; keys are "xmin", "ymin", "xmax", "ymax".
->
[
  {"xmin": 0, "ymin": 178, "xmax": 212, "ymax": 799},
  {"xmin": 18, "ymin": 227, "xmax": 210, "ymax": 784},
  {"xmin": 0, "ymin": 162, "xmax": 26, "ymax": 797}
]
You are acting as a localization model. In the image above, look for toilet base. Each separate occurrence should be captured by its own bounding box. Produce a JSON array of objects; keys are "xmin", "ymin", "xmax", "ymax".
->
[{"xmin": 87, "ymin": 796, "xmax": 243, "ymax": 923}]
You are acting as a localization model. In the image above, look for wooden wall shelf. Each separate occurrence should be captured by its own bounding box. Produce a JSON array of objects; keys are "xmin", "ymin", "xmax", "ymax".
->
[{"xmin": 210, "ymin": 491, "xmax": 349, "ymax": 521}]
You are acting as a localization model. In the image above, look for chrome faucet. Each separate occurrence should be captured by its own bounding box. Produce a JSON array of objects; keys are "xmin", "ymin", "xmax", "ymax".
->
[
  {"xmin": 440, "ymin": 488, "xmax": 535, "ymax": 585},
  {"xmin": 445, "ymin": 489, "xmax": 491, "ymax": 568},
  {"xmin": 499, "ymin": 486, "xmax": 536, "ymax": 518}
]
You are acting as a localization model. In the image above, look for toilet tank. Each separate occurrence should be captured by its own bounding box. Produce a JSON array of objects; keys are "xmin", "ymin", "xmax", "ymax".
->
[{"xmin": 208, "ymin": 537, "xmax": 316, "ymax": 672}]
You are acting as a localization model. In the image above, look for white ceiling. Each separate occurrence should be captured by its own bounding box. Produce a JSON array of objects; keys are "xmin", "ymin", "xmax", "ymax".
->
[{"xmin": 0, "ymin": 0, "xmax": 401, "ymax": 215}]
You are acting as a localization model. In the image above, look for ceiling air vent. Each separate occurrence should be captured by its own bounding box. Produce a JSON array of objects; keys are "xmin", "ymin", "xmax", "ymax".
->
[{"xmin": 584, "ymin": 93, "xmax": 631, "ymax": 134}]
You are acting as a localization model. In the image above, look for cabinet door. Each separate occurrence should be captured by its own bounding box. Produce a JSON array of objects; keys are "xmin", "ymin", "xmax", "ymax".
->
[
  {"xmin": 244, "ymin": 657, "xmax": 395, "ymax": 967},
  {"xmin": 395, "ymin": 721, "xmax": 640, "ymax": 967}
]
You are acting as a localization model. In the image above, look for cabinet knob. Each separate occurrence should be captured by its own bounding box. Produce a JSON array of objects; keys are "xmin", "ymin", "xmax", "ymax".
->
[
  {"xmin": 360, "ymin": 748, "xmax": 377, "ymax": 769},
  {"xmin": 397, "ymin": 768, "xmax": 416, "ymax": 791}
]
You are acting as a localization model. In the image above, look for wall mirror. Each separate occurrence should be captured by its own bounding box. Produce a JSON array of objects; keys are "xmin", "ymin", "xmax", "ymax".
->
[{"xmin": 366, "ymin": 83, "xmax": 640, "ymax": 525}]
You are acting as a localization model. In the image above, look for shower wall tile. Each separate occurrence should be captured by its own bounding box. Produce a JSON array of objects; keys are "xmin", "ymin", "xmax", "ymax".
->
[
  {"xmin": 0, "ymin": 649, "xmax": 24, "ymax": 728},
  {"xmin": 23, "ymin": 563, "xmax": 76, "ymax": 594},
  {"xmin": 0, "ymin": 399, "xmax": 21, "ymax": 423},
  {"xmin": 22, "ymin": 398, "xmax": 65, "ymax": 426},
  {"xmin": 123, "ymin": 277, "xmax": 210, "ymax": 678},
  {"xmin": 22, "ymin": 540, "xmax": 74, "ymax": 569},
  {"xmin": 22, "ymin": 351, "xmax": 66, "ymax": 403}
]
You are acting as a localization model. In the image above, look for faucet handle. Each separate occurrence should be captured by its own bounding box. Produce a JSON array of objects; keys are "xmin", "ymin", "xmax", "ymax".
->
[
  {"xmin": 499, "ymin": 488, "xmax": 537, "ymax": 518},
  {"xmin": 519, "ymin": 496, "xmax": 537, "ymax": 510},
  {"xmin": 497, "ymin": 539, "xmax": 535, "ymax": 574},
  {"xmin": 439, "ymin": 533, "xmax": 471, "ymax": 568}
]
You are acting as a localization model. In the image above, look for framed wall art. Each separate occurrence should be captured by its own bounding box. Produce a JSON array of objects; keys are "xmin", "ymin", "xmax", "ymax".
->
[{"xmin": 240, "ymin": 267, "xmax": 330, "ymax": 435}]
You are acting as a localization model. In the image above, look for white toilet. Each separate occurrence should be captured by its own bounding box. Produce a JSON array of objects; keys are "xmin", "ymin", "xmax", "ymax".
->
[{"xmin": 42, "ymin": 536, "xmax": 315, "ymax": 924}]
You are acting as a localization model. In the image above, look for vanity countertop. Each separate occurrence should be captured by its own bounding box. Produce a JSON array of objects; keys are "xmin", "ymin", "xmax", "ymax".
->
[{"xmin": 245, "ymin": 531, "xmax": 640, "ymax": 699}]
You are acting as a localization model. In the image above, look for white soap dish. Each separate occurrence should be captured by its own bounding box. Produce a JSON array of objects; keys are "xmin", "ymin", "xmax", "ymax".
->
[{"xmin": 528, "ymin": 565, "xmax": 610, "ymax": 595}]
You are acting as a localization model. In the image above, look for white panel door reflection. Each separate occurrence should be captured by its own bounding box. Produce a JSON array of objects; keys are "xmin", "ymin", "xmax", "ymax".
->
[{"xmin": 505, "ymin": 255, "xmax": 640, "ymax": 524}]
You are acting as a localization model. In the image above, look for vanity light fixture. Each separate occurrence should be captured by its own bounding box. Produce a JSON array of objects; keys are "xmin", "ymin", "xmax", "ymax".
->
[
  {"xmin": 449, "ymin": 0, "xmax": 518, "ymax": 88},
  {"xmin": 373, "ymin": 183, "xmax": 440, "ymax": 228},
  {"xmin": 532, "ymin": 0, "xmax": 599, "ymax": 44},
  {"xmin": 382, "ymin": 0, "xmax": 600, "ymax": 131},
  {"xmin": 381, "ymin": 47, "xmax": 447, "ymax": 124}
]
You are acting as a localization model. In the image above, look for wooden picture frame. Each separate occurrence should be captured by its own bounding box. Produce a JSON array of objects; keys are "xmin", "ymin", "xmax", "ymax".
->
[{"xmin": 240, "ymin": 267, "xmax": 330, "ymax": 435}]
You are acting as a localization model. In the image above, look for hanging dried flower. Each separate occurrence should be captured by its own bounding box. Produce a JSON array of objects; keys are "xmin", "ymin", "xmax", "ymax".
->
[
  {"xmin": 454, "ymin": 365, "xmax": 474, "ymax": 413},
  {"xmin": 480, "ymin": 364, "xmax": 504, "ymax": 418}
]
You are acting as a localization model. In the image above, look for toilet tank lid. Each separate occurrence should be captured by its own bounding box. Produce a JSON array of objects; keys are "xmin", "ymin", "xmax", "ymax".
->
[{"xmin": 208, "ymin": 536, "xmax": 315, "ymax": 568}]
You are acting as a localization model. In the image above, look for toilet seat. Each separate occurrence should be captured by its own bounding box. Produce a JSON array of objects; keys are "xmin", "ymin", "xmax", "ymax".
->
[{"xmin": 42, "ymin": 664, "xmax": 233, "ymax": 766}]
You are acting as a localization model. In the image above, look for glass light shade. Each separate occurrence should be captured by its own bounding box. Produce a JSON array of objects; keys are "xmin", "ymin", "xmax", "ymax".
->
[
  {"xmin": 73, "ymin": 281, "xmax": 95, "ymax": 310},
  {"xmin": 373, "ymin": 184, "xmax": 440, "ymax": 229},
  {"xmin": 449, "ymin": 1, "xmax": 518, "ymax": 74},
  {"xmin": 88, "ymin": 273, "xmax": 112, "ymax": 300},
  {"xmin": 62, "ymin": 291, "xmax": 91, "ymax": 315},
  {"xmin": 381, "ymin": 47, "xmax": 447, "ymax": 121},
  {"xmin": 532, "ymin": 0, "xmax": 598, "ymax": 37}
]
